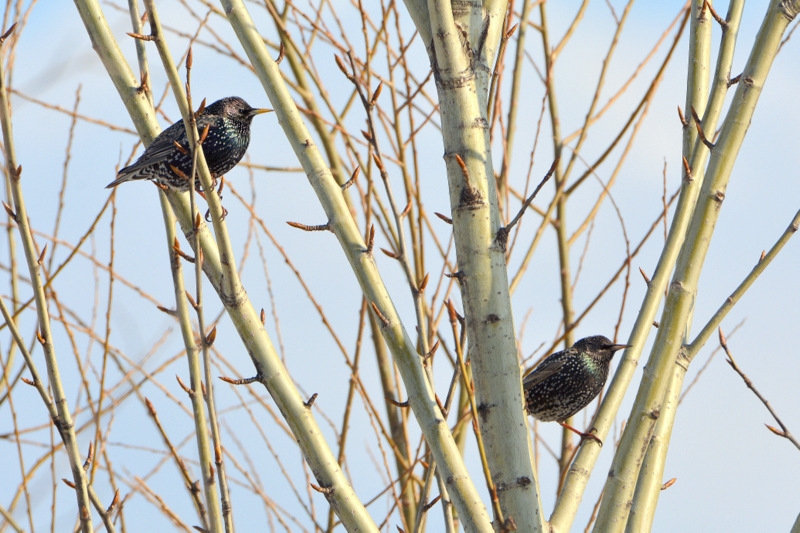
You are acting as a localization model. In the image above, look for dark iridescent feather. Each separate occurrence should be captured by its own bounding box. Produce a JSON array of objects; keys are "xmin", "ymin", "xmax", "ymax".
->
[
  {"xmin": 523, "ymin": 335, "xmax": 628, "ymax": 423},
  {"xmin": 108, "ymin": 96, "xmax": 269, "ymax": 192}
]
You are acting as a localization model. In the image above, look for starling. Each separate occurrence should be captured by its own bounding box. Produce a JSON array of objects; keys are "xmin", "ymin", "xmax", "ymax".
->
[
  {"xmin": 107, "ymin": 96, "xmax": 270, "ymax": 192},
  {"xmin": 523, "ymin": 335, "xmax": 628, "ymax": 444}
]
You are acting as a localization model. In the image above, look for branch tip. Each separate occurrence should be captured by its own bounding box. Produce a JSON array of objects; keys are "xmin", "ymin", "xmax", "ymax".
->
[
  {"xmin": 276, "ymin": 42, "xmax": 285, "ymax": 64},
  {"xmin": 176, "ymin": 375, "xmax": 192, "ymax": 394},
  {"xmin": 703, "ymin": 0, "xmax": 726, "ymax": 26},
  {"xmin": 369, "ymin": 301, "xmax": 390, "ymax": 327},
  {"xmin": 127, "ymin": 32, "xmax": 155, "ymax": 41},
  {"xmin": 639, "ymin": 267, "xmax": 651, "ymax": 285},
  {"xmin": 418, "ymin": 272, "xmax": 429, "ymax": 292},
  {"xmin": 380, "ymin": 247, "xmax": 398, "ymax": 259},
  {"xmin": 304, "ymin": 393, "xmax": 318, "ymax": 408},
  {"xmin": 423, "ymin": 495, "xmax": 441, "ymax": 512},
  {"xmin": 370, "ymin": 82, "xmax": 383, "ymax": 106},
  {"xmin": 365, "ymin": 225, "xmax": 375, "ymax": 254},
  {"xmin": 310, "ymin": 483, "xmax": 334, "ymax": 495},
  {"xmin": 156, "ymin": 305, "xmax": 176, "ymax": 317},
  {"xmin": 286, "ymin": 220, "xmax": 331, "ymax": 232},
  {"xmin": 219, "ymin": 375, "xmax": 260, "ymax": 385},
  {"xmin": 2, "ymin": 201, "xmax": 16, "ymax": 221},
  {"xmin": 385, "ymin": 396, "xmax": 409, "ymax": 408},
  {"xmin": 37, "ymin": 244, "xmax": 47, "ymax": 265},
  {"xmin": 682, "ymin": 156, "xmax": 693, "ymax": 182},
  {"xmin": 205, "ymin": 326, "xmax": 216, "ymax": 346},
  {"xmin": 677, "ymin": 105, "xmax": 687, "ymax": 127},
  {"xmin": 0, "ymin": 23, "xmax": 17, "ymax": 44},
  {"xmin": 342, "ymin": 167, "xmax": 360, "ymax": 190},
  {"xmin": 434, "ymin": 212, "xmax": 452, "ymax": 225},
  {"xmin": 107, "ymin": 489, "xmax": 120, "ymax": 513}
]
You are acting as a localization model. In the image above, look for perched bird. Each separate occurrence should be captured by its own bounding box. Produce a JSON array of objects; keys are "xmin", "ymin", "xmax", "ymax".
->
[
  {"xmin": 107, "ymin": 96, "xmax": 270, "ymax": 192},
  {"xmin": 523, "ymin": 335, "xmax": 628, "ymax": 444}
]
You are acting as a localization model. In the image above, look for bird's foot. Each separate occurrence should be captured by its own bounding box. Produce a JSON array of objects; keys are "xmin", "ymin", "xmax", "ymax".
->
[
  {"xmin": 204, "ymin": 206, "xmax": 228, "ymax": 222},
  {"xmin": 558, "ymin": 422, "xmax": 603, "ymax": 447}
]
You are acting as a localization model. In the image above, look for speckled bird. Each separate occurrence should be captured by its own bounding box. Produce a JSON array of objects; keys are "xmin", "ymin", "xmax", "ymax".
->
[
  {"xmin": 107, "ymin": 96, "xmax": 270, "ymax": 192},
  {"xmin": 523, "ymin": 335, "xmax": 628, "ymax": 442}
]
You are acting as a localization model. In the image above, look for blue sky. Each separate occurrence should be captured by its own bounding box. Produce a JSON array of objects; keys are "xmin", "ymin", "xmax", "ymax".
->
[{"xmin": 2, "ymin": 1, "xmax": 799, "ymax": 531}]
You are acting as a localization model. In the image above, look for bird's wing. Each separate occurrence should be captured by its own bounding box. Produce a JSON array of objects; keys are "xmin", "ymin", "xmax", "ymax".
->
[
  {"xmin": 116, "ymin": 121, "xmax": 185, "ymax": 176},
  {"xmin": 117, "ymin": 115, "xmax": 217, "ymax": 176},
  {"xmin": 522, "ymin": 351, "xmax": 569, "ymax": 388}
]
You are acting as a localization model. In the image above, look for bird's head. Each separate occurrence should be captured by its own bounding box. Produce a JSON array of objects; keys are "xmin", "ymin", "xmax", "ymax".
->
[
  {"xmin": 574, "ymin": 335, "xmax": 629, "ymax": 361},
  {"xmin": 204, "ymin": 96, "xmax": 272, "ymax": 123}
]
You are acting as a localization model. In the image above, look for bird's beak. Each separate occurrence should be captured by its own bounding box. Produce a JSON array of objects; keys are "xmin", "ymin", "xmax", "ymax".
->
[
  {"xmin": 611, "ymin": 344, "xmax": 630, "ymax": 353},
  {"xmin": 249, "ymin": 108, "xmax": 273, "ymax": 117}
]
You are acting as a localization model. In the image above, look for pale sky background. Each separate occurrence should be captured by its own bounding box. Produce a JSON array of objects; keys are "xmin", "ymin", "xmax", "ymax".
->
[{"xmin": 2, "ymin": 1, "xmax": 799, "ymax": 531}]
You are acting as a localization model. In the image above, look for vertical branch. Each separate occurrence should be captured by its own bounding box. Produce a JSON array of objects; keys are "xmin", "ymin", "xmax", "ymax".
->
[
  {"xmin": 138, "ymin": 4, "xmax": 225, "ymax": 528},
  {"xmin": 423, "ymin": 0, "xmax": 544, "ymax": 529},
  {"xmin": 0, "ymin": 24, "xmax": 94, "ymax": 533},
  {"xmin": 627, "ymin": 0, "xmax": 747, "ymax": 528},
  {"xmin": 594, "ymin": 1, "xmax": 798, "ymax": 529},
  {"xmin": 221, "ymin": 0, "xmax": 494, "ymax": 529},
  {"xmin": 538, "ymin": 1, "xmax": 577, "ymax": 478},
  {"xmin": 75, "ymin": 0, "xmax": 380, "ymax": 530}
]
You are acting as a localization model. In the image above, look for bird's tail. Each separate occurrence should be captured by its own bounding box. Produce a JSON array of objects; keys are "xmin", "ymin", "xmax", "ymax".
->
[{"xmin": 106, "ymin": 168, "xmax": 137, "ymax": 189}]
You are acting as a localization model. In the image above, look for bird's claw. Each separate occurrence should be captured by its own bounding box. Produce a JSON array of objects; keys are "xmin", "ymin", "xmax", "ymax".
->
[
  {"xmin": 580, "ymin": 431, "xmax": 603, "ymax": 447},
  {"xmin": 204, "ymin": 206, "xmax": 228, "ymax": 222}
]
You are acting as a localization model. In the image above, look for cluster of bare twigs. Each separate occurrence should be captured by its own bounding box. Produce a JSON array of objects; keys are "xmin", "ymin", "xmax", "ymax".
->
[{"xmin": 1, "ymin": 0, "xmax": 799, "ymax": 532}]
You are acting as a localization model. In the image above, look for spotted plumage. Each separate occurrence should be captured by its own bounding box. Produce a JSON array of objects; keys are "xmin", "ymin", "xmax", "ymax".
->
[
  {"xmin": 523, "ymin": 335, "xmax": 628, "ymax": 424},
  {"xmin": 107, "ymin": 96, "xmax": 269, "ymax": 192}
]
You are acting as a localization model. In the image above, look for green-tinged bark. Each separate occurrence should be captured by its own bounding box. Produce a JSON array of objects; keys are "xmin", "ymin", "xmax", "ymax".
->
[
  {"xmin": 593, "ymin": 1, "xmax": 799, "ymax": 530},
  {"xmin": 421, "ymin": 0, "xmax": 544, "ymax": 529},
  {"xmin": 626, "ymin": 0, "xmax": 747, "ymax": 527},
  {"xmin": 629, "ymin": 206, "xmax": 800, "ymax": 531},
  {"xmin": 0, "ymin": 36, "xmax": 97, "ymax": 533},
  {"xmin": 218, "ymin": 0, "xmax": 493, "ymax": 529},
  {"xmin": 73, "ymin": 0, "xmax": 378, "ymax": 529}
]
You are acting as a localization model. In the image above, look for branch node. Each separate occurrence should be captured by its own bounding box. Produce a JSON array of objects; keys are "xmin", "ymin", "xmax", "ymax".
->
[
  {"xmin": 691, "ymin": 106, "xmax": 715, "ymax": 149},
  {"xmin": 3, "ymin": 201, "xmax": 17, "ymax": 222},
  {"xmin": 423, "ymin": 495, "xmax": 441, "ymax": 512},
  {"xmin": 369, "ymin": 301, "xmax": 390, "ymax": 327},
  {"xmin": 0, "ymin": 23, "xmax": 17, "ymax": 44},
  {"xmin": 682, "ymin": 156, "xmax": 693, "ymax": 183},
  {"xmin": 499, "ymin": 156, "xmax": 558, "ymax": 250},
  {"xmin": 380, "ymin": 247, "xmax": 399, "ymax": 260},
  {"xmin": 219, "ymin": 375, "xmax": 261, "ymax": 385},
  {"xmin": 176, "ymin": 375, "xmax": 193, "ymax": 394},
  {"xmin": 385, "ymin": 396, "xmax": 409, "ymax": 408},
  {"xmin": 703, "ymin": 0, "xmax": 726, "ymax": 26},
  {"xmin": 365, "ymin": 225, "xmax": 375, "ymax": 254},
  {"xmin": 418, "ymin": 272, "xmax": 430, "ymax": 293},
  {"xmin": 342, "ymin": 167, "xmax": 360, "ymax": 191},
  {"xmin": 310, "ymin": 483, "xmax": 334, "ymax": 495},
  {"xmin": 276, "ymin": 42, "xmax": 285, "ymax": 64},
  {"xmin": 286, "ymin": 220, "xmax": 332, "ymax": 232},
  {"xmin": 127, "ymin": 32, "xmax": 155, "ymax": 41},
  {"xmin": 156, "ymin": 305, "xmax": 177, "ymax": 317},
  {"xmin": 304, "ymin": 393, "xmax": 318, "ymax": 408},
  {"xmin": 677, "ymin": 105, "xmax": 687, "ymax": 128},
  {"xmin": 424, "ymin": 340, "xmax": 440, "ymax": 361},
  {"xmin": 434, "ymin": 212, "xmax": 452, "ymax": 225}
]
